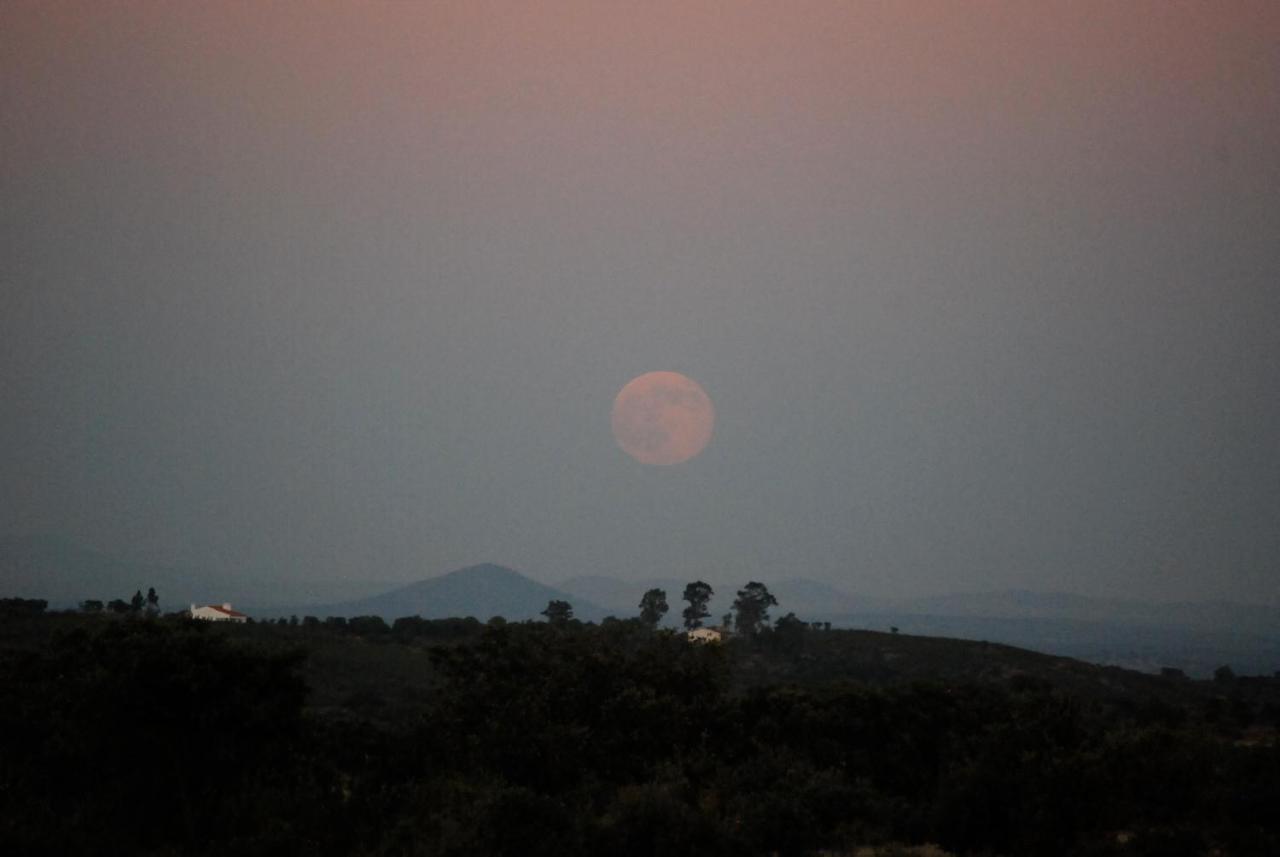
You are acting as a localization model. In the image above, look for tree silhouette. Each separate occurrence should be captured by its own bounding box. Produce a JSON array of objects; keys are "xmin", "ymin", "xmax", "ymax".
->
[
  {"xmin": 731, "ymin": 581, "xmax": 778, "ymax": 635},
  {"xmin": 773, "ymin": 612, "xmax": 807, "ymax": 652},
  {"xmin": 681, "ymin": 581, "xmax": 714, "ymax": 630},
  {"xmin": 145, "ymin": 587, "xmax": 159, "ymax": 614},
  {"xmin": 0, "ymin": 598, "xmax": 46, "ymax": 616},
  {"xmin": 638, "ymin": 588, "xmax": 668, "ymax": 627},
  {"xmin": 130, "ymin": 590, "xmax": 145, "ymax": 613},
  {"xmin": 542, "ymin": 600, "xmax": 574, "ymax": 625},
  {"xmin": 348, "ymin": 615, "xmax": 389, "ymax": 635}
]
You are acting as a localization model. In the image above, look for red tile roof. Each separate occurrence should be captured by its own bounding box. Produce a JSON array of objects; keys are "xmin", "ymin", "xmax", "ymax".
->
[{"xmin": 206, "ymin": 604, "xmax": 247, "ymax": 618}]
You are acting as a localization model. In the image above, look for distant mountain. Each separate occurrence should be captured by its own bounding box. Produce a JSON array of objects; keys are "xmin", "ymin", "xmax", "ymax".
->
[
  {"xmin": 555, "ymin": 575, "xmax": 697, "ymax": 618},
  {"xmin": 767, "ymin": 577, "xmax": 895, "ymax": 616},
  {"xmin": 261, "ymin": 563, "xmax": 610, "ymax": 623},
  {"xmin": 555, "ymin": 576, "xmax": 763, "ymax": 625},
  {"xmin": 10, "ymin": 537, "xmax": 1274, "ymax": 676}
]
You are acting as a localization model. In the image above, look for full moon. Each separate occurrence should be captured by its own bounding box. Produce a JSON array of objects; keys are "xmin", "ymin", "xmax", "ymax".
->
[{"xmin": 611, "ymin": 371, "xmax": 715, "ymax": 466}]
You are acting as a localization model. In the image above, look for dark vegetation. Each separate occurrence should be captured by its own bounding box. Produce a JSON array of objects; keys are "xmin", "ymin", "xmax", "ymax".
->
[{"xmin": 2, "ymin": 601, "xmax": 1278, "ymax": 857}]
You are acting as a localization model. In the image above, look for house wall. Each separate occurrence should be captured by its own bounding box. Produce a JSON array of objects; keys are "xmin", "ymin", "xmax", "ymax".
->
[{"xmin": 189, "ymin": 606, "xmax": 247, "ymax": 623}]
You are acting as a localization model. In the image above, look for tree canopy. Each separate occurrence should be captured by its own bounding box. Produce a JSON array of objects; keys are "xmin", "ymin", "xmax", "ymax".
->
[
  {"xmin": 731, "ymin": 581, "xmax": 778, "ymax": 635},
  {"xmin": 541, "ymin": 599, "xmax": 574, "ymax": 624},
  {"xmin": 681, "ymin": 581, "xmax": 714, "ymax": 630},
  {"xmin": 638, "ymin": 588, "xmax": 668, "ymax": 627}
]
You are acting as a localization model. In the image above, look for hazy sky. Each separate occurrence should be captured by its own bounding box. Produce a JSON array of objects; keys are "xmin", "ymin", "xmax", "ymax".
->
[{"xmin": 3, "ymin": 2, "xmax": 1278, "ymax": 603}]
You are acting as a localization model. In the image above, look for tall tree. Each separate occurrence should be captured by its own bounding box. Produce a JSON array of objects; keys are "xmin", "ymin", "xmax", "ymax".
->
[
  {"xmin": 638, "ymin": 588, "xmax": 668, "ymax": 627},
  {"xmin": 145, "ymin": 587, "xmax": 159, "ymax": 614},
  {"xmin": 0, "ymin": 598, "xmax": 47, "ymax": 616},
  {"xmin": 773, "ymin": 612, "xmax": 807, "ymax": 652},
  {"xmin": 681, "ymin": 581, "xmax": 714, "ymax": 630},
  {"xmin": 731, "ymin": 581, "xmax": 778, "ymax": 635},
  {"xmin": 541, "ymin": 600, "xmax": 574, "ymax": 625},
  {"xmin": 129, "ymin": 590, "xmax": 145, "ymax": 613}
]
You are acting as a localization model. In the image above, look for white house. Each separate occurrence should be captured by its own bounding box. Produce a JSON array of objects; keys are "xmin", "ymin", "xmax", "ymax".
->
[
  {"xmin": 687, "ymin": 627, "xmax": 723, "ymax": 644},
  {"xmin": 189, "ymin": 602, "xmax": 249, "ymax": 623}
]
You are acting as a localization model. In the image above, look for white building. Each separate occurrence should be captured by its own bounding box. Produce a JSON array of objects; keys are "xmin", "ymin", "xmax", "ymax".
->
[
  {"xmin": 687, "ymin": 627, "xmax": 723, "ymax": 644},
  {"xmin": 189, "ymin": 602, "xmax": 249, "ymax": 623}
]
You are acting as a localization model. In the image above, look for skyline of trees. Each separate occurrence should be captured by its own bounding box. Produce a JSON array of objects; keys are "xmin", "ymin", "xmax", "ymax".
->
[
  {"xmin": 681, "ymin": 580, "xmax": 714, "ymax": 630},
  {"xmin": 731, "ymin": 582, "xmax": 779, "ymax": 635},
  {"xmin": 639, "ymin": 587, "xmax": 668, "ymax": 627}
]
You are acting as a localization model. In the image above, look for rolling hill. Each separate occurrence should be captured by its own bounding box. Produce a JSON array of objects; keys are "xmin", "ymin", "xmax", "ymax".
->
[
  {"xmin": 259, "ymin": 563, "xmax": 610, "ymax": 622},
  {"xmin": 555, "ymin": 573, "xmax": 1280, "ymax": 677}
]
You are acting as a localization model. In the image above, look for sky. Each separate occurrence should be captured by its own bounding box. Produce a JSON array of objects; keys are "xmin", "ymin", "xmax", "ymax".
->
[{"xmin": 3, "ymin": 1, "xmax": 1278, "ymax": 604}]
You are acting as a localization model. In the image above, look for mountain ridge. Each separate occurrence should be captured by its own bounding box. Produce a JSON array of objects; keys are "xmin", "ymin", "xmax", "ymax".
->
[
  {"xmin": 257, "ymin": 562, "xmax": 610, "ymax": 622},
  {"xmin": 4, "ymin": 535, "xmax": 1276, "ymax": 676}
]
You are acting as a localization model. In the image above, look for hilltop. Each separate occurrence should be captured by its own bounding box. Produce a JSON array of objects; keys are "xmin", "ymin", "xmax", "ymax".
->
[{"xmin": 259, "ymin": 563, "xmax": 610, "ymax": 623}]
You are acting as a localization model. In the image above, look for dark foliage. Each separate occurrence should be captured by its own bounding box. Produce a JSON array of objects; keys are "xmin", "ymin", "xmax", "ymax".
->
[
  {"xmin": 347, "ymin": 614, "xmax": 391, "ymax": 636},
  {"xmin": 541, "ymin": 599, "xmax": 574, "ymax": 624},
  {"xmin": 2, "ymin": 612, "xmax": 1277, "ymax": 856},
  {"xmin": 0, "ymin": 618, "xmax": 316, "ymax": 855},
  {"xmin": 731, "ymin": 581, "xmax": 778, "ymax": 635},
  {"xmin": 391, "ymin": 614, "xmax": 485, "ymax": 641},
  {"xmin": 0, "ymin": 597, "xmax": 46, "ymax": 616},
  {"xmin": 681, "ymin": 580, "xmax": 714, "ymax": 630},
  {"xmin": 638, "ymin": 587, "xmax": 669, "ymax": 627}
]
